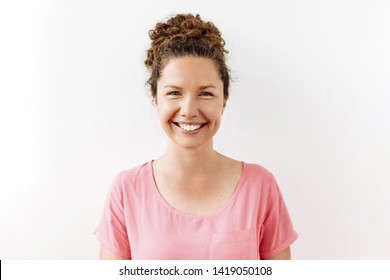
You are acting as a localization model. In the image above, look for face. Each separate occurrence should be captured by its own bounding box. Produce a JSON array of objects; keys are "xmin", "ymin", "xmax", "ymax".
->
[{"xmin": 154, "ymin": 56, "xmax": 226, "ymax": 150}]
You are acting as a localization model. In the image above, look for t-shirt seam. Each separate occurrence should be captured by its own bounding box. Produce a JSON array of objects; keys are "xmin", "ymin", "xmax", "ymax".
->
[
  {"xmin": 118, "ymin": 170, "xmax": 134, "ymax": 256},
  {"xmin": 259, "ymin": 231, "xmax": 298, "ymax": 258},
  {"xmin": 94, "ymin": 229, "xmax": 131, "ymax": 258}
]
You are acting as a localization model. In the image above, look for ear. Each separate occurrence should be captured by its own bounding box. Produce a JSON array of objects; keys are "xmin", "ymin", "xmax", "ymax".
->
[
  {"xmin": 221, "ymin": 99, "xmax": 227, "ymax": 114},
  {"xmin": 152, "ymin": 98, "xmax": 158, "ymax": 107}
]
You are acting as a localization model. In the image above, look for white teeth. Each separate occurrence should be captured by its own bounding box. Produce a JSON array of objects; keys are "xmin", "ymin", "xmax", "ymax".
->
[{"xmin": 178, "ymin": 123, "xmax": 202, "ymax": 131}]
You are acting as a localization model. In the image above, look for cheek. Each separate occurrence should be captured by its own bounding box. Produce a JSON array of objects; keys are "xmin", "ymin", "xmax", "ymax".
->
[
  {"xmin": 204, "ymin": 105, "xmax": 224, "ymax": 120},
  {"xmin": 157, "ymin": 103, "xmax": 175, "ymax": 121}
]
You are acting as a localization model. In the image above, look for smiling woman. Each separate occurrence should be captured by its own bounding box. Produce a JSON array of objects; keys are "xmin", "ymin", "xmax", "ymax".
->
[{"xmin": 94, "ymin": 13, "xmax": 298, "ymax": 260}]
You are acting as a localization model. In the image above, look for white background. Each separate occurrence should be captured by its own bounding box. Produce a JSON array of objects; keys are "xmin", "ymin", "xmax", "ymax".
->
[{"xmin": 0, "ymin": 0, "xmax": 389, "ymax": 259}]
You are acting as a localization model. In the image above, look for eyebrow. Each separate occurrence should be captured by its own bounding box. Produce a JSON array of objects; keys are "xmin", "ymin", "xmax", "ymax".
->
[{"xmin": 163, "ymin": 84, "xmax": 217, "ymax": 90}]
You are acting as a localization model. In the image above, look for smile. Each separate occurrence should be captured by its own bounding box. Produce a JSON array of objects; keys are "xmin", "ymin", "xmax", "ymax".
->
[{"xmin": 173, "ymin": 122, "xmax": 207, "ymax": 132}]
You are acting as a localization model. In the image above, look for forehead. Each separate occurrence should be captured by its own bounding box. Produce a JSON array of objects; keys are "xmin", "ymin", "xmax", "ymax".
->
[{"xmin": 158, "ymin": 56, "xmax": 222, "ymax": 87}]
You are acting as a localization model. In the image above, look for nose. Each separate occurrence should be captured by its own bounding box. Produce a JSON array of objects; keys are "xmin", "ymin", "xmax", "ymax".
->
[{"xmin": 180, "ymin": 95, "xmax": 199, "ymax": 119}]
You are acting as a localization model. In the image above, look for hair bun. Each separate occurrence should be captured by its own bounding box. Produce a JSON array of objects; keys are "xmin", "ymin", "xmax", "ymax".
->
[{"xmin": 145, "ymin": 14, "xmax": 227, "ymax": 67}]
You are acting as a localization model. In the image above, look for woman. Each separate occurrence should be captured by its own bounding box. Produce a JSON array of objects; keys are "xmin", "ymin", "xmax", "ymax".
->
[{"xmin": 95, "ymin": 13, "xmax": 298, "ymax": 260}]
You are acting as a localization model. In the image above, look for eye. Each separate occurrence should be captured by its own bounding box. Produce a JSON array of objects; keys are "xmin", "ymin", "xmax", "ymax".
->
[
  {"xmin": 167, "ymin": 91, "xmax": 181, "ymax": 96},
  {"xmin": 200, "ymin": 91, "xmax": 213, "ymax": 97}
]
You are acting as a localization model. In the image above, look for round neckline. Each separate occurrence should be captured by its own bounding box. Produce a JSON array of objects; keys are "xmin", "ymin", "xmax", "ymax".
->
[{"xmin": 148, "ymin": 160, "xmax": 246, "ymax": 219}]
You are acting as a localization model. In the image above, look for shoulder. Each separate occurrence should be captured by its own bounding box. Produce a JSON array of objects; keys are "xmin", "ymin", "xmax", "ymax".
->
[
  {"xmin": 117, "ymin": 161, "xmax": 151, "ymax": 183},
  {"xmin": 242, "ymin": 162, "xmax": 276, "ymax": 184},
  {"xmin": 109, "ymin": 161, "xmax": 152, "ymax": 195},
  {"xmin": 239, "ymin": 162, "xmax": 283, "ymax": 203}
]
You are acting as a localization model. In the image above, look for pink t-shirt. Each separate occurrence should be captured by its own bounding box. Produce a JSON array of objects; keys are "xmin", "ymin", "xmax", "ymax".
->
[{"xmin": 95, "ymin": 161, "xmax": 298, "ymax": 259}]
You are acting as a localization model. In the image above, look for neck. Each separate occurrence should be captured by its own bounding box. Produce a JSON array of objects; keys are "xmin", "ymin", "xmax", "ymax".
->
[{"xmin": 156, "ymin": 140, "xmax": 222, "ymax": 175}]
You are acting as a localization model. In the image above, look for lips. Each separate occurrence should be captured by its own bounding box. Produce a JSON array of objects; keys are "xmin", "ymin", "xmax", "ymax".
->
[{"xmin": 173, "ymin": 122, "xmax": 207, "ymax": 132}]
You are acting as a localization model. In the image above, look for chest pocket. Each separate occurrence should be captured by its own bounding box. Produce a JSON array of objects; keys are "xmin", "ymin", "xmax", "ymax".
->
[{"xmin": 209, "ymin": 229, "xmax": 259, "ymax": 260}]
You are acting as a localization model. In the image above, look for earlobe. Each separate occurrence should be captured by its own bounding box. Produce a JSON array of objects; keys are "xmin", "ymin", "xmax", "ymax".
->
[{"xmin": 152, "ymin": 98, "xmax": 157, "ymax": 107}]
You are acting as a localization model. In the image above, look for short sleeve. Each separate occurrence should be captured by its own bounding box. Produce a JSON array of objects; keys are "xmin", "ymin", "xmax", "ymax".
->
[
  {"xmin": 94, "ymin": 172, "xmax": 131, "ymax": 258},
  {"xmin": 259, "ymin": 178, "xmax": 298, "ymax": 259}
]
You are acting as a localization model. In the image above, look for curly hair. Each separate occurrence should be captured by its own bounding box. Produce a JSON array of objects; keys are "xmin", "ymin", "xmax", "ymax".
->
[{"xmin": 145, "ymin": 14, "xmax": 230, "ymax": 99}]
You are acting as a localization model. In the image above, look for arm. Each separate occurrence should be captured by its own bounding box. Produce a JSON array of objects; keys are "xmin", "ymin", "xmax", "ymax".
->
[
  {"xmin": 263, "ymin": 247, "xmax": 291, "ymax": 260},
  {"xmin": 99, "ymin": 244, "xmax": 130, "ymax": 260}
]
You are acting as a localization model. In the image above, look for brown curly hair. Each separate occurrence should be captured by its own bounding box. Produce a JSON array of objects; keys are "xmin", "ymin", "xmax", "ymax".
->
[{"xmin": 145, "ymin": 14, "xmax": 230, "ymax": 99}]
